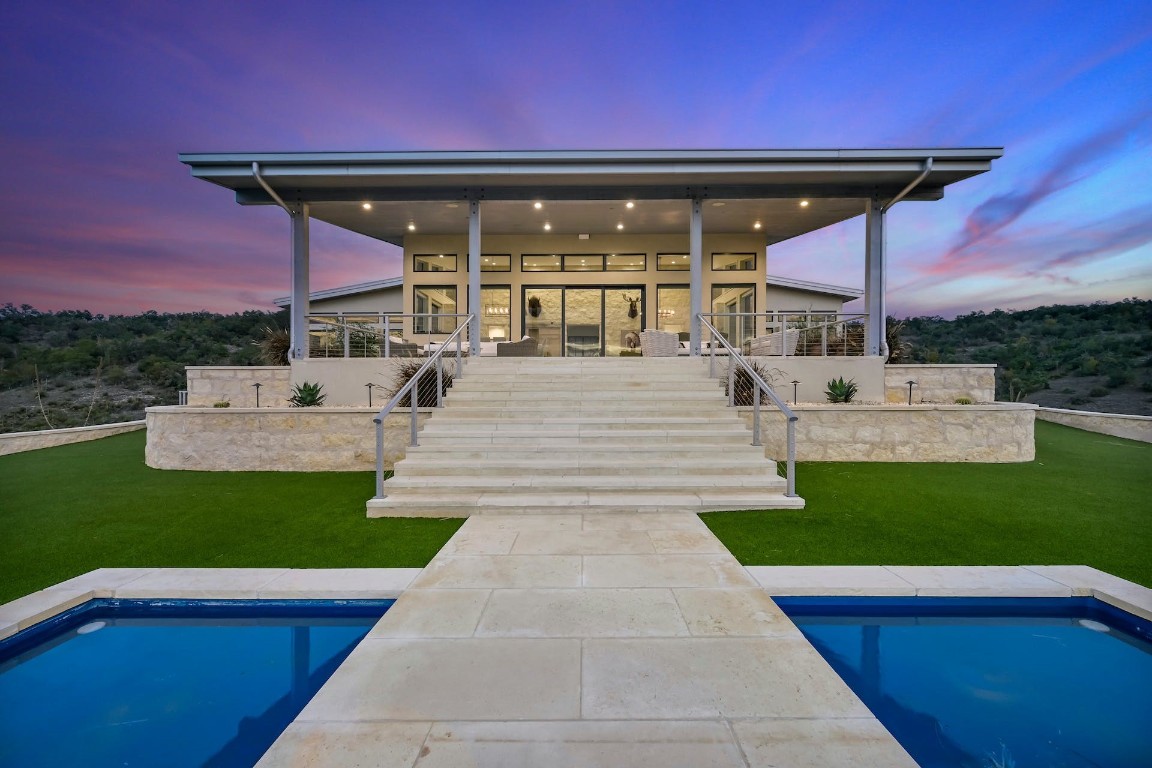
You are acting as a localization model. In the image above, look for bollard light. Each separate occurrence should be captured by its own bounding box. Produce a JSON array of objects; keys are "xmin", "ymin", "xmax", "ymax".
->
[
  {"xmin": 906, "ymin": 380, "xmax": 917, "ymax": 405},
  {"xmin": 791, "ymin": 380, "xmax": 800, "ymax": 404},
  {"xmin": 366, "ymin": 382, "xmax": 375, "ymax": 407},
  {"xmin": 252, "ymin": 382, "xmax": 261, "ymax": 408}
]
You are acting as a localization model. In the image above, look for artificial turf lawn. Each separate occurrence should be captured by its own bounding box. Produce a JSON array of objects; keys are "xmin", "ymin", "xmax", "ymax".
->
[
  {"xmin": 703, "ymin": 420, "xmax": 1152, "ymax": 588},
  {"xmin": 0, "ymin": 430, "xmax": 463, "ymax": 604}
]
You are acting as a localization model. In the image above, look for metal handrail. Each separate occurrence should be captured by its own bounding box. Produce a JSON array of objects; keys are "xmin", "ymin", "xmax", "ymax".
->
[
  {"xmin": 698, "ymin": 315, "xmax": 799, "ymax": 498},
  {"xmin": 305, "ymin": 313, "xmax": 474, "ymax": 358},
  {"xmin": 698, "ymin": 312, "xmax": 868, "ymax": 357},
  {"xmin": 371, "ymin": 314, "xmax": 473, "ymax": 498}
]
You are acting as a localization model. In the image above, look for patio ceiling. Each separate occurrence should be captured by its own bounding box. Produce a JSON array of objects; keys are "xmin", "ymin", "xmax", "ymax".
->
[{"xmin": 180, "ymin": 148, "xmax": 1002, "ymax": 245}]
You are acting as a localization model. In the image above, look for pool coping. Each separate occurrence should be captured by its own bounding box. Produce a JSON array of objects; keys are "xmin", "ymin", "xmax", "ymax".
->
[{"xmin": 4, "ymin": 564, "xmax": 1148, "ymax": 643}]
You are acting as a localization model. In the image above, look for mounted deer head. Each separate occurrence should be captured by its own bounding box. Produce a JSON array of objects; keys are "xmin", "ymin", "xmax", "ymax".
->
[{"xmin": 622, "ymin": 293, "xmax": 640, "ymax": 319}]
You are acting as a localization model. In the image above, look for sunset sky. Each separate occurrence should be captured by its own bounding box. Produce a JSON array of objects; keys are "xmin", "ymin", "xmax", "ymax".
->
[{"xmin": 2, "ymin": 1, "xmax": 1149, "ymax": 318}]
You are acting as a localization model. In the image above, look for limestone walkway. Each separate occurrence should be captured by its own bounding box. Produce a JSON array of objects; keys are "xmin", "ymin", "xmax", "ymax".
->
[{"xmin": 258, "ymin": 512, "xmax": 917, "ymax": 767}]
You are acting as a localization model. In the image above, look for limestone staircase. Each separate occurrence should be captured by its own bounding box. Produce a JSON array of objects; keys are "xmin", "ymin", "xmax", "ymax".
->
[{"xmin": 366, "ymin": 357, "xmax": 804, "ymax": 516}]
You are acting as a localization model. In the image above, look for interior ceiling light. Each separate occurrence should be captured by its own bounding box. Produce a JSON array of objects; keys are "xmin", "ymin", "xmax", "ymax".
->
[
  {"xmin": 534, "ymin": 201, "xmax": 543, "ymax": 209},
  {"xmin": 625, "ymin": 201, "xmax": 635, "ymax": 209},
  {"xmin": 543, "ymin": 222, "xmax": 552, "ymax": 231},
  {"xmin": 800, "ymin": 200, "xmax": 810, "ymax": 207},
  {"xmin": 361, "ymin": 202, "xmax": 372, "ymax": 211}
]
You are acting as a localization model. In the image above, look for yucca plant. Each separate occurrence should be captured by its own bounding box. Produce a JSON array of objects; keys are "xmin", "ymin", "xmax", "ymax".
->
[
  {"xmin": 388, "ymin": 360, "xmax": 454, "ymax": 407},
  {"xmin": 824, "ymin": 376, "xmax": 858, "ymax": 404},
  {"xmin": 288, "ymin": 381, "xmax": 327, "ymax": 407},
  {"xmin": 726, "ymin": 361, "xmax": 783, "ymax": 406},
  {"xmin": 255, "ymin": 326, "xmax": 291, "ymax": 366}
]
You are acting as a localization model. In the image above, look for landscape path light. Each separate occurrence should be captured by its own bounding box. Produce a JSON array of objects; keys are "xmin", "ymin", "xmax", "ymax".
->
[
  {"xmin": 907, "ymin": 380, "xmax": 918, "ymax": 405},
  {"xmin": 252, "ymin": 382, "xmax": 261, "ymax": 408},
  {"xmin": 791, "ymin": 380, "xmax": 800, "ymax": 404},
  {"xmin": 366, "ymin": 382, "xmax": 375, "ymax": 407}
]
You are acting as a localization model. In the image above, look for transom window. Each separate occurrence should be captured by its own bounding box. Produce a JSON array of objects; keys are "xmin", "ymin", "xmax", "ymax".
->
[
  {"xmin": 711, "ymin": 252, "xmax": 756, "ymax": 271},
  {"xmin": 481, "ymin": 254, "xmax": 511, "ymax": 272},
  {"xmin": 522, "ymin": 254, "xmax": 561, "ymax": 272},
  {"xmin": 657, "ymin": 254, "xmax": 690, "ymax": 271},
  {"xmin": 413, "ymin": 254, "xmax": 457, "ymax": 272}
]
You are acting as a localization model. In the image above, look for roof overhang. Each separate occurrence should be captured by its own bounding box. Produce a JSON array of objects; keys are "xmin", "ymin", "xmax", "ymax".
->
[{"xmin": 180, "ymin": 148, "xmax": 1002, "ymax": 246}]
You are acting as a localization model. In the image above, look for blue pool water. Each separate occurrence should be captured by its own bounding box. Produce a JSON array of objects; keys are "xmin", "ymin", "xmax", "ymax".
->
[
  {"xmin": 778, "ymin": 597, "xmax": 1152, "ymax": 768},
  {"xmin": 0, "ymin": 598, "xmax": 391, "ymax": 768}
]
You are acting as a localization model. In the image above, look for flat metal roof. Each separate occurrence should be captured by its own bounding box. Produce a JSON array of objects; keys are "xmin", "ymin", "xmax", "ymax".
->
[{"xmin": 181, "ymin": 148, "xmax": 1001, "ymax": 245}]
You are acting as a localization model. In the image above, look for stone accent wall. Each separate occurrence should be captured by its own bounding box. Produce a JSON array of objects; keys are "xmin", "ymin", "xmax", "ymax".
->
[
  {"xmin": 0, "ymin": 421, "xmax": 145, "ymax": 456},
  {"xmin": 1037, "ymin": 407, "xmax": 1152, "ymax": 443},
  {"xmin": 885, "ymin": 364, "xmax": 996, "ymax": 404},
  {"xmin": 742, "ymin": 403, "xmax": 1035, "ymax": 462},
  {"xmin": 145, "ymin": 407, "xmax": 426, "ymax": 471},
  {"xmin": 185, "ymin": 367, "xmax": 292, "ymax": 408}
]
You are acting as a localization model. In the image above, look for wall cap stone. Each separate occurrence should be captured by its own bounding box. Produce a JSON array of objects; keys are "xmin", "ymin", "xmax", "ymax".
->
[
  {"xmin": 185, "ymin": 366, "xmax": 290, "ymax": 371},
  {"xmin": 1038, "ymin": 406, "xmax": 1150, "ymax": 422},
  {"xmin": 0, "ymin": 420, "xmax": 146, "ymax": 439},
  {"xmin": 738, "ymin": 402, "xmax": 1036, "ymax": 413},
  {"xmin": 885, "ymin": 364, "xmax": 997, "ymax": 369}
]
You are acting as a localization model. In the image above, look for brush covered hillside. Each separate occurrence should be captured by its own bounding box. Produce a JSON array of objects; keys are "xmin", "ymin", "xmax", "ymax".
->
[
  {"xmin": 0, "ymin": 304, "xmax": 286, "ymax": 433},
  {"xmin": 901, "ymin": 298, "xmax": 1152, "ymax": 414}
]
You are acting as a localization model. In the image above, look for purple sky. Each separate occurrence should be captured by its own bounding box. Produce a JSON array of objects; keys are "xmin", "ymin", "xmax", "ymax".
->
[{"xmin": 2, "ymin": 1, "xmax": 1150, "ymax": 318}]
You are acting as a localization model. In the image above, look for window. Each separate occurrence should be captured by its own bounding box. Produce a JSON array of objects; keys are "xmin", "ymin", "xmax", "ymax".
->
[
  {"xmin": 413, "ymin": 254, "xmax": 457, "ymax": 272},
  {"xmin": 711, "ymin": 252, "xmax": 756, "ymax": 271},
  {"xmin": 657, "ymin": 254, "xmax": 690, "ymax": 271},
  {"xmin": 656, "ymin": 286, "xmax": 690, "ymax": 336},
  {"xmin": 481, "ymin": 254, "xmax": 511, "ymax": 272},
  {"xmin": 605, "ymin": 253, "xmax": 646, "ymax": 271},
  {"xmin": 413, "ymin": 286, "xmax": 458, "ymax": 333},
  {"xmin": 563, "ymin": 254, "xmax": 604, "ymax": 272},
  {"xmin": 480, "ymin": 286, "xmax": 511, "ymax": 341},
  {"xmin": 711, "ymin": 284, "xmax": 756, "ymax": 346},
  {"xmin": 522, "ymin": 254, "xmax": 561, "ymax": 272}
]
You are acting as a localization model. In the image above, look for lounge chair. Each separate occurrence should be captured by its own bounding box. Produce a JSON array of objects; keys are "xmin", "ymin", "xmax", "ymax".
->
[
  {"xmin": 746, "ymin": 329, "xmax": 800, "ymax": 356},
  {"xmin": 386, "ymin": 341, "xmax": 421, "ymax": 357},
  {"xmin": 639, "ymin": 330, "xmax": 679, "ymax": 357},
  {"xmin": 496, "ymin": 338, "xmax": 539, "ymax": 357}
]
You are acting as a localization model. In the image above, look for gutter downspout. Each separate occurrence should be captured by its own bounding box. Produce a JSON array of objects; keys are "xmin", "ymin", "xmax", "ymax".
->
[
  {"xmin": 876, "ymin": 157, "xmax": 933, "ymax": 360},
  {"xmin": 252, "ymin": 162, "xmax": 291, "ymax": 214}
]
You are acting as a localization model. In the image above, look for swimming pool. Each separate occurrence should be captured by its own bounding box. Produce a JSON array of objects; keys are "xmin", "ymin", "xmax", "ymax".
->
[
  {"xmin": 0, "ymin": 598, "xmax": 392, "ymax": 767},
  {"xmin": 778, "ymin": 596, "xmax": 1152, "ymax": 768}
]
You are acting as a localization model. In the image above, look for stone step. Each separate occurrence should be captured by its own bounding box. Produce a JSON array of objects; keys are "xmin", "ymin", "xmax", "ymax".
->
[
  {"xmin": 419, "ymin": 419, "xmax": 744, "ymax": 433},
  {"xmin": 401, "ymin": 445, "xmax": 769, "ymax": 462},
  {"xmin": 446, "ymin": 390, "xmax": 724, "ymax": 402},
  {"xmin": 411, "ymin": 432, "xmax": 755, "ymax": 447},
  {"xmin": 381, "ymin": 474, "xmax": 786, "ymax": 491},
  {"xmin": 394, "ymin": 457, "xmax": 775, "ymax": 477}
]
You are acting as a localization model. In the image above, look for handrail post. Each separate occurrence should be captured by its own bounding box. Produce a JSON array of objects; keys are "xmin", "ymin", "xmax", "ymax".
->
[
  {"xmin": 727, "ymin": 356, "xmax": 735, "ymax": 407},
  {"xmin": 436, "ymin": 357, "xmax": 444, "ymax": 407},
  {"xmin": 410, "ymin": 371, "xmax": 419, "ymax": 446},
  {"xmin": 384, "ymin": 316, "xmax": 391, "ymax": 358},
  {"xmin": 342, "ymin": 314, "xmax": 350, "ymax": 358},
  {"xmin": 374, "ymin": 418, "xmax": 384, "ymax": 497},
  {"xmin": 752, "ymin": 380, "xmax": 761, "ymax": 446},
  {"xmin": 786, "ymin": 417, "xmax": 797, "ymax": 497}
]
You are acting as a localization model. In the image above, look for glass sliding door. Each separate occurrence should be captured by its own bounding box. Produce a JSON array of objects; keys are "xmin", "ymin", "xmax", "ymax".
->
[
  {"xmin": 605, "ymin": 288, "xmax": 643, "ymax": 355},
  {"xmin": 521, "ymin": 286, "xmax": 645, "ymax": 356},
  {"xmin": 564, "ymin": 288, "xmax": 602, "ymax": 357},
  {"xmin": 524, "ymin": 288, "xmax": 563, "ymax": 356}
]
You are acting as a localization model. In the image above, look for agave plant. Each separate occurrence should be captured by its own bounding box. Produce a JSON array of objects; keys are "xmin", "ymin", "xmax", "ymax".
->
[
  {"xmin": 824, "ymin": 376, "xmax": 858, "ymax": 404},
  {"xmin": 288, "ymin": 381, "xmax": 327, "ymax": 407}
]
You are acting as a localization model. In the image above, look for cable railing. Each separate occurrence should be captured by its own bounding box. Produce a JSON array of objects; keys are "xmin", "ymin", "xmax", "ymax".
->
[
  {"xmin": 699, "ymin": 315, "xmax": 799, "ymax": 498},
  {"xmin": 371, "ymin": 315, "xmax": 472, "ymax": 499},
  {"xmin": 698, "ymin": 312, "xmax": 870, "ymax": 357},
  {"xmin": 305, "ymin": 313, "xmax": 474, "ymax": 359}
]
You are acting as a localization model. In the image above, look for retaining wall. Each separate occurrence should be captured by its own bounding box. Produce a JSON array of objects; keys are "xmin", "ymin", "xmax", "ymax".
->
[
  {"xmin": 186, "ymin": 366, "xmax": 292, "ymax": 408},
  {"xmin": 0, "ymin": 421, "xmax": 146, "ymax": 456},
  {"xmin": 742, "ymin": 402, "xmax": 1035, "ymax": 462},
  {"xmin": 1036, "ymin": 407, "xmax": 1152, "ymax": 443},
  {"xmin": 145, "ymin": 407, "xmax": 427, "ymax": 471},
  {"xmin": 884, "ymin": 364, "xmax": 996, "ymax": 404}
]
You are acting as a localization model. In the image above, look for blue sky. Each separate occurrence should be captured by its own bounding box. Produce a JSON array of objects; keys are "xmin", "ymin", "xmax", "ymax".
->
[{"xmin": 1, "ymin": 0, "xmax": 1149, "ymax": 317}]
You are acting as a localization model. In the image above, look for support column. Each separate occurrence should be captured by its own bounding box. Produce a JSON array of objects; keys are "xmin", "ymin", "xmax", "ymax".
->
[
  {"xmin": 689, "ymin": 198, "xmax": 703, "ymax": 355},
  {"xmin": 289, "ymin": 204, "xmax": 310, "ymax": 361},
  {"xmin": 468, "ymin": 200, "xmax": 481, "ymax": 356},
  {"xmin": 864, "ymin": 196, "xmax": 885, "ymax": 357}
]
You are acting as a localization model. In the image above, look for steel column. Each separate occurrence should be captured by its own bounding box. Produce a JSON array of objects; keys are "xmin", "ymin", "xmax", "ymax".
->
[
  {"xmin": 689, "ymin": 198, "xmax": 703, "ymax": 355},
  {"xmin": 864, "ymin": 196, "xmax": 885, "ymax": 357},
  {"xmin": 290, "ymin": 204, "xmax": 310, "ymax": 361},
  {"xmin": 468, "ymin": 201, "xmax": 482, "ymax": 356}
]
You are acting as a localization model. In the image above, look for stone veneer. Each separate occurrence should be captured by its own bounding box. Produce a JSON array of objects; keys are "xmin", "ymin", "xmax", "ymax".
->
[
  {"xmin": 145, "ymin": 406, "xmax": 426, "ymax": 471},
  {"xmin": 884, "ymin": 364, "xmax": 996, "ymax": 404},
  {"xmin": 1037, "ymin": 407, "xmax": 1152, "ymax": 443},
  {"xmin": 0, "ymin": 420, "xmax": 145, "ymax": 456},
  {"xmin": 185, "ymin": 366, "xmax": 292, "ymax": 407},
  {"xmin": 742, "ymin": 402, "xmax": 1036, "ymax": 462}
]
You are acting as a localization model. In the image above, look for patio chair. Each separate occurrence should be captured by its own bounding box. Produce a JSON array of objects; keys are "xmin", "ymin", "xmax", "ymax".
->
[
  {"xmin": 746, "ymin": 328, "xmax": 801, "ymax": 356},
  {"xmin": 639, "ymin": 330, "xmax": 679, "ymax": 357},
  {"xmin": 496, "ymin": 337, "xmax": 539, "ymax": 357},
  {"xmin": 386, "ymin": 341, "xmax": 420, "ymax": 358}
]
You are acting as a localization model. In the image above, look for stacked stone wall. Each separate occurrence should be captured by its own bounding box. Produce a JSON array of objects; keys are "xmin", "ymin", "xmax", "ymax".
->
[
  {"xmin": 185, "ymin": 367, "xmax": 292, "ymax": 408},
  {"xmin": 0, "ymin": 421, "xmax": 145, "ymax": 456},
  {"xmin": 744, "ymin": 403, "xmax": 1035, "ymax": 462},
  {"xmin": 145, "ymin": 407, "xmax": 425, "ymax": 471},
  {"xmin": 1037, "ymin": 407, "xmax": 1151, "ymax": 443},
  {"xmin": 885, "ymin": 364, "xmax": 996, "ymax": 404}
]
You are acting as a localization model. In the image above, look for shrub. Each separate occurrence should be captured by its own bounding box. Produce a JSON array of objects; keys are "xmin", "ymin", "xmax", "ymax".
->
[
  {"xmin": 725, "ymin": 361, "xmax": 783, "ymax": 406},
  {"xmin": 825, "ymin": 376, "xmax": 858, "ymax": 404},
  {"xmin": 288, "ymin": 381, "xmax": 327, "ymax": 407},
  {"xmin": 388, "ymin": 360, "xmax": 453, "ymax": 407},
  {"xmin": 213, "ymin": 401, "xmax": 230, "ymax": 408},
  {"xmin": 954, "ymin": 396, "xmax": 973, "ymax": 405},
  {"xmin": 255, "ymin": 326, "xmax": 290, "ymax": 366}
]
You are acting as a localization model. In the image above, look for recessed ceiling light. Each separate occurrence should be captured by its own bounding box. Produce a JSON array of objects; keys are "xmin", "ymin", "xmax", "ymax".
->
[
  {"xmin": 753, "ymin": 221, "xmax": 762, "ymax": 230},
  {"xmin": 616, "ymin": 223, "xmax": 624, "ymax": 230},
  {"xmin": 625, "ymin": 201, "xmax": 634, "ymax": 209},
  {"xmin": 543, "ymin": 222, "xmax": 551, "ymax": 231},
  {"xmin": 407, "ymin": 222, "xmax": 416, "ymax": 231},
  {"xmin": 361, "ymin": 202, "xmax": 372, "ymax": 211},
  {"xmin": 534, "ymin": 202, "xmax": 543, "ymax": 209},
  {"xmin": 446, "ymin": 203, "xmax": 459, "ymax": 208},
  {"xmin": 711, "ymin": 201, "xmax": 726, "ymax": 207},
  {"xmin": 800, "ymin": 200, "xmax": 809, "ymax": 207}
]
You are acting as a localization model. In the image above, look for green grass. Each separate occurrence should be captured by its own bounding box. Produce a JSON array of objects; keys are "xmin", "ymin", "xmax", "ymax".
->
[
  {"xmin": 703, "ymin": 421, "xmax": 1152, "ymax": 587},
  {"xmin": 0, "ymin": 431, "xmax": 463, "ymax": 604}
]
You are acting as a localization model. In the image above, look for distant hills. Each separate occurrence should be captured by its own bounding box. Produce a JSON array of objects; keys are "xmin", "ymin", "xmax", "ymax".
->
[{"xmin": 1, "ymin": 298, "xmax": 1149, "ymax": 434}]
